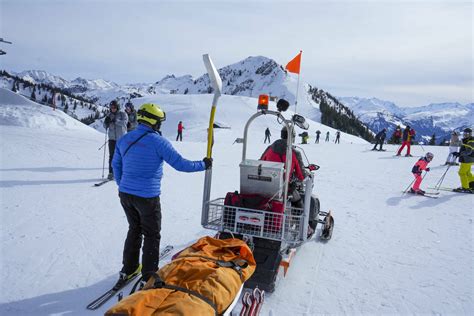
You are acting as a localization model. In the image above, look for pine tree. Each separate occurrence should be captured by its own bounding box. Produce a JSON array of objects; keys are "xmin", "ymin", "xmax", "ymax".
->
[{"xmin": 429, "ymin": 134, "xmax": 436, "ymax": 145}]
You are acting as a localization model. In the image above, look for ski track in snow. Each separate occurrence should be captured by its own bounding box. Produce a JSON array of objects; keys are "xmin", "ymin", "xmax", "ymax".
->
[{"xmin": 0, "ymin": 90, "xmax": 473, "ymax": 315}]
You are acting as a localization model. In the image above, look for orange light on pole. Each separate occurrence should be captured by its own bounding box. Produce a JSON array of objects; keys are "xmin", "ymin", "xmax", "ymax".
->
[{"xmin": 257, "ymin": 94, "xmax": 269, "ymax": 110}]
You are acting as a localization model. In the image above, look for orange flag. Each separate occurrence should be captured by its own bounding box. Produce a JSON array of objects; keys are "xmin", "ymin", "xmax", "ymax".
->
[{"xmin": 285, "ymin": 51, "xmax": 302, "ymax": 74}]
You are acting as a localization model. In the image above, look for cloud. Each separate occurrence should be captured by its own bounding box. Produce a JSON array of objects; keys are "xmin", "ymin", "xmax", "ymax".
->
[{"xmin": 2, "ymin": 0, "xmax": 472, "ymax": 106}]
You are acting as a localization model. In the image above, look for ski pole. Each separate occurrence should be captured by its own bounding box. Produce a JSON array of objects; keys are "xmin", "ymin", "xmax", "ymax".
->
[
  {"xmin": 419, "ymin": 142, "xmax": 425, "ymax": 152},
  {"xmin": 98, "ymin": 141, "xmax": 107, "ymax": 151},
  {"xmin": 402, "ymin": 178, "xmax": 416, "ymax": 194},
  {"xmin": 433, "ymin": 164, "xmax": 451, "ymax": 191},
  {"xmin": 101, "ymin": 128, "xmax": 108, "ymax": 179},
  {"xmin": 402, "ymin": 172, "xmax": 427, "ymax": 194}
]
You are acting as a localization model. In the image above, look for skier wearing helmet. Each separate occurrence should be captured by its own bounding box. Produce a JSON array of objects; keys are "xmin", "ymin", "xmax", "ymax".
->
[
  {"xmin": 103, "ymin": 100, "xmax": 128, "ymax": 180},
  {"xmin": 410, "ymin": 152, "xmax": 434, "ymax": 195},
  {"xmin": 452, "ymin": 128, "xmax": 474, "ymax": 193},
  {"xmin": 111, "ymin": 103, "xmax": 212, "ymax": 289},
  {"xmin": 124, "ymin": 101, "xmax": 137, "ymax": 132}
]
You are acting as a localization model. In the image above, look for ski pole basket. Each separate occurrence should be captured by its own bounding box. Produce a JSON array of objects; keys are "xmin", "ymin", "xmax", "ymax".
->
[{"xmin": 204, "ymin": 198, "xmax": 306, "ymax": 243}]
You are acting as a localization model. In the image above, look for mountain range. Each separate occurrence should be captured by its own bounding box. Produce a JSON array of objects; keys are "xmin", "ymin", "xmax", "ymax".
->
[
  {"xmin": 1, "ymin": 56, "xmax": 472, "ymax": 143},
  {"xmin": 338, "ymin": 97, "xmax": 473, "ymax": 142}
]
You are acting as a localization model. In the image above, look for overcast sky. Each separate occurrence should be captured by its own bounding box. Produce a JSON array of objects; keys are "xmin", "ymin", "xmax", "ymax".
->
[{"xmin": 1, "ymin": 0, "xmax": 472, "ymax": 107}]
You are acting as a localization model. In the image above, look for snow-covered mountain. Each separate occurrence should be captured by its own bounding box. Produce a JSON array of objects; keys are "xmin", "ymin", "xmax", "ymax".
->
[
  {"xmin": 5, "ymin": 56, "xmax": 471, "ymax": 143},
  {"xmin": 339, "ymin": 97, "xmax": 473, "ymax": 143},
  {"xmin": 1, "ymin": 87, "xmax": 472, "ymax": 315},
  {"xmin": 2, "ymin": 56, "xmax": 373, "ymax": 141}
]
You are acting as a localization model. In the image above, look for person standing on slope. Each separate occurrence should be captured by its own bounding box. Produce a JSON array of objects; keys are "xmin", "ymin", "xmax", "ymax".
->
[
  {"xmin": 335, "ymin": 131, "xmax": 341, "ymax": 144},
  {"xmin": 112, "ymin": 103, "xmax": 211, "ymax": 289},
  {"xmin": 451, "ymin": 128, "xmax": 474, "ymax": 193},
  {"xmin": 445, "ymin": 131, "xmax": 461, "ymax": 165},
  {"xmin": 176, "ymin": 121, "xmax": 184, "ymax": 141},
  {"xmin": 125, "ymin": 101, "xmax": 137, "ymax": 132},
  {"xmin": 315, "ymin": 130, "xmax": 321, "ymax": 143},
  {"xmin": 396, "ymin": 126, "xmax": 415, "ymax": 157},
  {"xmin": 104, "ymin": 100, "xmax": 128, "ymax": 180},
  {"xmin": 392, "ymin": 126, "xmax": 402, "ymax": 144},
  {"xmin": 264, "ymin": 127, "xmax": 271, "ymax": 144},
  {"xmin": 372, "ymin": 128, "xmax": 386, "ymax": 151},
  {"xmin": 410, "ymin": 152, "xmax": 434, "ymax": 195},
  {"xmin": 325, "ymin": 131, "xmax": 330, "ymax": 142}
]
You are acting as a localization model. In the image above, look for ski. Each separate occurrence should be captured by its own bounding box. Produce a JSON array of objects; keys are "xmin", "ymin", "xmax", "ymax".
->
[
  {"xmin": 251, "ymin": 287, "xmax": 265, "ymax": 316},
  {"xmin": 240, "ymin": 292, "xmax": 252, "ymax": 316},
  {"xmin": 404, "ymin": 191, "xmax": 438, "ymax": 199},
  {"xmin": 94, "ymin": 179, "xmax": 113, "ymax": 187},
  {"xmin": 239, "ymin": 288, "xmax": 265, "ymax": 316},
  {"xmin": 429, "ymin": 187, "xmax": 473, "ymax": 194},
  {"xmin": 86, "ymin": 245, "xmax": 174, "ymax": 310}
]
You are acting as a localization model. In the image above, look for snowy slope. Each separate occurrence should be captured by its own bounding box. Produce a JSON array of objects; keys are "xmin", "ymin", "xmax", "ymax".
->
[
  {"xmin": 0, "ymin": 88, "xmax": 94, "ymax": 132},
  {"xmin": 0, "ymin": 90, "xmax": 472, "ymax": 315}
]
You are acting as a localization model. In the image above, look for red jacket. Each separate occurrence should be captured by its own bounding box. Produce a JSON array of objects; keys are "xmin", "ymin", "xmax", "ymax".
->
[
  {"xmin": 412, "ymin": 158, "xmax": 429, "ymax": 174},
  {"xmin": 178, "ymin": 122, "xmax": 183, "ymax": 132},
  {"xmin": 260, "ymin": 139, "xmax": 304, "ymax": 181}
]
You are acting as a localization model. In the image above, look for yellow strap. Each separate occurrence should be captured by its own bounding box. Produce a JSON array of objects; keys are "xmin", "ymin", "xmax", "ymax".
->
[{"xmin": 206, "ymin": 107, "xmax": 216, "ymax": 158}]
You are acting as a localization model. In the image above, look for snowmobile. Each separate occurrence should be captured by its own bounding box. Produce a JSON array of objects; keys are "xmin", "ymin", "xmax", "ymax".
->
[
  {"xmin": 202, "ymin": 105, "xmax": 334, "ymax": 293},
  {"xmin": 200, "ymin": 72, "xmax": 334, "ymax": 297}
]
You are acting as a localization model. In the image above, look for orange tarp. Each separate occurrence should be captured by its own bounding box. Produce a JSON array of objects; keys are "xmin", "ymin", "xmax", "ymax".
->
[{"xmin": 105, "ymin": 236, "xmax": 256, "ymax": 316}]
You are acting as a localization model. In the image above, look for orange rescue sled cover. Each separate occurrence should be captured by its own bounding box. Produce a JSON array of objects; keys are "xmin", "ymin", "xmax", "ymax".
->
[{"xmin": 105, "ymin": 236, "xmax": 256, "ymax": 316}]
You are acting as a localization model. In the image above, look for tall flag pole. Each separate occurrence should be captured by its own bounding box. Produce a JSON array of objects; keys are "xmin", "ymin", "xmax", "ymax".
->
[{"xmin": 285, "ymin": 50, "xmax": 302, "ymax": 113}]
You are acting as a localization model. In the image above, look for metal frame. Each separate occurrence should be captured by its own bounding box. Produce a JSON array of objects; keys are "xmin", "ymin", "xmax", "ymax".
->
[
  {"xmin": 202, "ymin": 108, "xmax": 320, "ymax": 245},
  {"xmin": 241, "ymin": 110, "xmax": 295, "ymax": 206}
]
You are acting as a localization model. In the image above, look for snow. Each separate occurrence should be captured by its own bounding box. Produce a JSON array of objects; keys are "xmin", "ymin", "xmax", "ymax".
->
[
  {"xmin": 0, "ymin": 89, "xmax": 472, "ymax": 315},
  {"xmin": 0, "ymin": 88, "xmax": 96, "ymax": 132}
]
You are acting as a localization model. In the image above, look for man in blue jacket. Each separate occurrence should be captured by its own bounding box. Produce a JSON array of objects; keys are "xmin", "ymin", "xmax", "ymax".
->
[{"xmin": 112, "ymin": 103, "xmax": 212, "ymax": 289}]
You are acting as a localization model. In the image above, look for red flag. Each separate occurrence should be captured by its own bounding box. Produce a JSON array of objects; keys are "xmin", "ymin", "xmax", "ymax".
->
[{"xmin": 285, "ymin": 51, "xmax": 302, "ymax": 74}]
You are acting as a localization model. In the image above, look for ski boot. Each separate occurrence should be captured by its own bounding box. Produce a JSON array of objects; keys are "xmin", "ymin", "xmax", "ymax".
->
[
  {"xmin": 114, "ymin": 264, "xmax": 142, "ymax": 290},
  {"xmin": 405, "ymin": 154, "xmax": 413, "ymax": 157},
  {"xmin": 107, "ymin": 173, "xmax": 114, "ymax": 180},
  {"xmin": 453, "ymin": 187, "xmax": 473, "ymax": 194},
  {"xmin": 409, "ymin": 188, "xmax": 425, "ymax": 195}
]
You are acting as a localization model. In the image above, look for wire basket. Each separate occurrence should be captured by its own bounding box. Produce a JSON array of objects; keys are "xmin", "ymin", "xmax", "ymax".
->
[{"xmin": 204, "ymin": 198, "xmax": 305, "ymax": 242}]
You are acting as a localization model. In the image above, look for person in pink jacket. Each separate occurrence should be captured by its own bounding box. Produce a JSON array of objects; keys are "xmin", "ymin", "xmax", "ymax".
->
[{"xmin": 410, "ymin": 152, "xmax": 434, "ymax": 195}]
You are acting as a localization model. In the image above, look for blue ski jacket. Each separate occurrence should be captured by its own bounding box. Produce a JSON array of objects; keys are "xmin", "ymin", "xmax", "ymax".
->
[{"xmin": 112, "ymin": 124, "xmax": 206, "ymax": 198}]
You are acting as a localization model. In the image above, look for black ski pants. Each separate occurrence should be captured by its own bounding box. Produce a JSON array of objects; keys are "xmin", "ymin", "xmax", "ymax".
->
[
  {"xmin": 119, "ymin": 192, "xmax": 162, "ymax": 281},
  {"xmin": 373, "ymin": 139, "xmax": 384, "ymax": 150},
  {"xmin": 108, "ymin": 139, "xmax": 116, "ymax": 174},
  {"xmin": 176, "ymin": 131, "xmax": 183, "ymax": 141},
  {"xmin": 264, "ymin": 135, "xmax": 271, "ymax": 143}
]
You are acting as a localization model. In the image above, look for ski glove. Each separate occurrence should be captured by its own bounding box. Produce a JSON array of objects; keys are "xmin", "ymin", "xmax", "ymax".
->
[
  {"xmin": 426, "ymin": 168, "xmax": 430, "ymax": 172},
  {"xmin": 104, "ymin": 116, "xmax": 111, "ymax": 125},
  {"xmin": 452, "ymin": 152, "xmax": 460, "ymax": 157},
  {"xmin": 203, "ymin": 157, "xmax": 213, "ymax": 169}
]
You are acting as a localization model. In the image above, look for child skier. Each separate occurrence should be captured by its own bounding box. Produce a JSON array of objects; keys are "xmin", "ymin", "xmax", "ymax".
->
[{"xmin": 409, "ymin": 152, "xmax": 434, "ymax": 195}]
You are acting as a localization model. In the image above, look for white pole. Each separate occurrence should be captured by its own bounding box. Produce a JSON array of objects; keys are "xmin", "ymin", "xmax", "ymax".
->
[{"xmin": 295, "ymin": 73, "xmax": 300, "ymax": 114}]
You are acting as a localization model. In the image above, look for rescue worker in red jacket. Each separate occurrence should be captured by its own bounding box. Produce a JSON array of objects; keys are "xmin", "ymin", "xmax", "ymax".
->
[{"xmin": 260, "ymin": 126, "xmax": 305, "ymax": 182}]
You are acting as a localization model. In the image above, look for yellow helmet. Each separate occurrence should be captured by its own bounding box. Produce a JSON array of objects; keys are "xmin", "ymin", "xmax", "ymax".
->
[{"xmin": 137, "ymin": 103, "xmax": 166, "ymax": 127}]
